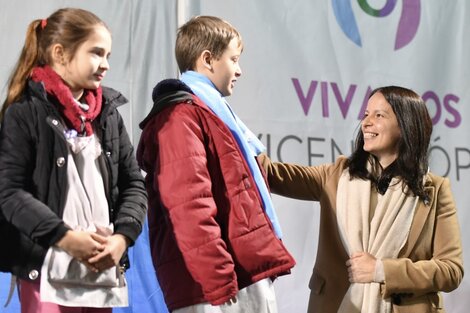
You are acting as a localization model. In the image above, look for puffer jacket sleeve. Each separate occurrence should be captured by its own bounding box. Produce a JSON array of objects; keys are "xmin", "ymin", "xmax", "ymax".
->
[
  {"xmin": 110, "ymin": 110, "xmax": 147, "ymax": 245},
  {"xmin": 0, "ymin": 103, "xmax": 68, "ymax": 248},
  {"xmin": 381, "ymin": 177, "xmax": 463, "ymax": 297},
  {"xmin": 149, "ymin": 103, "xmax": 238, "ymax": 305}
]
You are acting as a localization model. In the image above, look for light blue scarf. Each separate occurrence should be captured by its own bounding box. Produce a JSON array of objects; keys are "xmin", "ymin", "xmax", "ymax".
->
[{"xmin": 181, "ymin": 71, "xmax": 282, "ymax": 238}]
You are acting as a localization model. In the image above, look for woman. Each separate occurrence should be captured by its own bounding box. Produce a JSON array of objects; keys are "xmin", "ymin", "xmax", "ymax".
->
[{"xmin": 260, "ymin": 86, "xmax": 463, "ymax": 312}]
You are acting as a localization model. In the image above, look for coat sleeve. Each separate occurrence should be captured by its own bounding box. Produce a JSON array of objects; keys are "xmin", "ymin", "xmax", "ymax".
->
[
  {"xmin": 381, "ymin": 177, "xmax": 464, "ymax": 297},
  {"xmin": 258, "ymin": 153, "xmax": 345, "ymax": 201},
  {"xmin": 150, "ymin": 104, "xmax": 238, "ymax": 305},
  {"xmin": 112, "ymin": 111, "xmax": 148, "ymax": 245},
  {"xmin": 0, "ymin": 104, "xmax": 68, "ymax": 248}
]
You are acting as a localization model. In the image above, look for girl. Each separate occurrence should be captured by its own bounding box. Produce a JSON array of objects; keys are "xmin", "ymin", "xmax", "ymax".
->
[
  {"xmin": 260, "ymin": 86, "xmax": 463, "ymax": 313},
  {"xmin": 0, "ymin": 8, "xmax": 147, "ymax": 313}
]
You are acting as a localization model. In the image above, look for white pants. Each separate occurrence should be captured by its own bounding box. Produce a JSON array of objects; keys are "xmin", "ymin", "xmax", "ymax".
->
[{"xmin": 174, "ymin": 278, "xmax": 277, "ymax": 313}]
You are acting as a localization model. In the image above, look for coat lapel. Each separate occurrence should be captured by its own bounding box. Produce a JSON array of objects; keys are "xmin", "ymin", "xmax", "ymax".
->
[{"xmin": 399, "ymin": 185, "xmax": 435, "ymax": 257}]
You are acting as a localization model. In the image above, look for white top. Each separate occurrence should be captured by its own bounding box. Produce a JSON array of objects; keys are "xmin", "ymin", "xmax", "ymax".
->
[{"xmin": 40, "ymin": 133, "xmax": 128, "ymax": 307}]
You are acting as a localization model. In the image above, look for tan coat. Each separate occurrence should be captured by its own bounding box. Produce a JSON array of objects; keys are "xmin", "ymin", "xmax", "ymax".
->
[{"xmin": 260, "ymin": 155, "xmax": 463, "ymax": 313}]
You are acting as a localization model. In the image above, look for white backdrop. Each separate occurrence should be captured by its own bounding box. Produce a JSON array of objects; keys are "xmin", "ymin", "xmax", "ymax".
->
[{"xmin": 1, "ymin": 1, "xmax": 470, "ymax": 312}]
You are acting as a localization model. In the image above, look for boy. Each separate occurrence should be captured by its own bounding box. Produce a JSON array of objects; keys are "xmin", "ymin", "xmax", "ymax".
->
[{"xmin": 137, "ymin": 16, "xmax": 295, "ymax": 312}]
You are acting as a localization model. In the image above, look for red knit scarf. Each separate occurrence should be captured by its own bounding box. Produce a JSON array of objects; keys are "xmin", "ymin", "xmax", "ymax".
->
[{"xmin": 31, "ymin": 65, "xmax": 102, "ymax": 135}]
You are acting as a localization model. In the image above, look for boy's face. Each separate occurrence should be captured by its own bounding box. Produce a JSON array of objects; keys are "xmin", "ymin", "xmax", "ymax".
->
[{"xmin": 208, "ymin": 38, "xmax": 242, "ymax": 97}]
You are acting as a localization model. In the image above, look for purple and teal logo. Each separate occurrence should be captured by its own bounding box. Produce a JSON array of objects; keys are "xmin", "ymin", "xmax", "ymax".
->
[{"xmin": 332, "ymin": 0, "xmax": 420, "ymax": 50}]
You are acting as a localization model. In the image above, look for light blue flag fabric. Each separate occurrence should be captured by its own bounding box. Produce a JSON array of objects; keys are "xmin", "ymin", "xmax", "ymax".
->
[
  {"xmin": 114, "ymin": 218, "xmax": 169, "ymax": 313},
  {"xmin": 0, "ymin": 272, "xmax": 20, "ymax": 313},
  {"xmin": 181, "ymin": 71, "xmax": 283, "ymax": 238}
]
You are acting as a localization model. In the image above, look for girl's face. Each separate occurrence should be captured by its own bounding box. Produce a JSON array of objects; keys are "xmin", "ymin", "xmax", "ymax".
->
[
  {"xmin": 361, "ymin": 92, "xmax": 401, "ymax": 168},
  {"xmin": 207, "ymin": 38, "xmax": 242, "ymax": 97},
  {"xmin": 60, "ymin": 25, "xmax": 112, "ymax": 99}
]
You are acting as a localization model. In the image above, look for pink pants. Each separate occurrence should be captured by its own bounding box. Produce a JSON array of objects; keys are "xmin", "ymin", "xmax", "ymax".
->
[{"xmin": 19, "ymin": 279, "xmax": 112, "ymax": 313}]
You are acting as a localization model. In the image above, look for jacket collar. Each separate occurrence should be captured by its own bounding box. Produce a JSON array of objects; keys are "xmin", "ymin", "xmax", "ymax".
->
[
  {"xmin": 99, "ymin": 86, "xmax": 128, "ymax": 121},
  {"xmin": 139, "ymin": 79, "xmax": 194, "ymax": 129}
]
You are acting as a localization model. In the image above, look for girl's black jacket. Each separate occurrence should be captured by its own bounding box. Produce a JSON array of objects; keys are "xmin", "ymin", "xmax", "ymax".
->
[{"xmin": 0, "ymin": 80, "xmax": 147, "ymax": 280}]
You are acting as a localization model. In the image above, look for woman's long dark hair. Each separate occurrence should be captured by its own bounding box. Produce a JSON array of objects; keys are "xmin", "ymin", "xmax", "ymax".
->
[{"xmin": 348, "ymin": 86, "xmax": 432, "ymax": 200}]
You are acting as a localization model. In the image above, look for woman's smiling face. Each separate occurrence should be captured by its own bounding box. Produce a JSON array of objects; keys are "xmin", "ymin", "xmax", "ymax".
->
[{"xmin": 361, "ymin": 92, "xmax": 401, "ymax": 168}]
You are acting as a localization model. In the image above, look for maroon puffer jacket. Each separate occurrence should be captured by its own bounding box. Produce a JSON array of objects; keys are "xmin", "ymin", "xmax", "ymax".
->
[{"xmin": 137, "ymin": 80, "xmax": 295, "ymax": 311}]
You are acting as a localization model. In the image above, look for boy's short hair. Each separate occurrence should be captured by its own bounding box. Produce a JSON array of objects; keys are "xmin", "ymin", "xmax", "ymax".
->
[{"xmin": 175, "ymin": 15, "xmax": 243, "ymax": 73}]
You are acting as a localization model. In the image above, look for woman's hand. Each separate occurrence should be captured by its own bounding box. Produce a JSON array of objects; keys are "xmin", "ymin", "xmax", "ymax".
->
[
  {"xmin": 346, "ymin": 252, "xmax": 377, "ymax": 283},
  {"xmin": 88, "ymin": 234, "xmax": 129, "ymax": 271}
]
